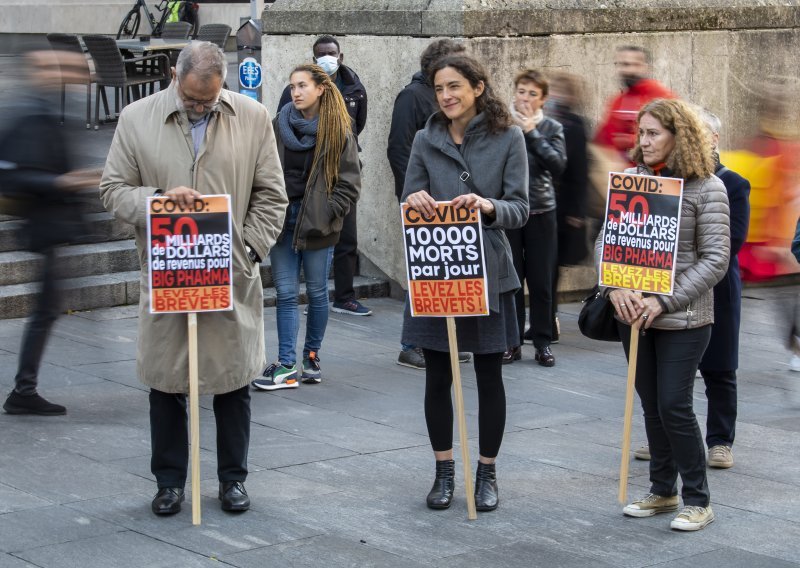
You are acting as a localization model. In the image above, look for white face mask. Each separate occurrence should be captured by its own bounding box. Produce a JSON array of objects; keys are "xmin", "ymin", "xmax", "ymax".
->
[{"xmin": 315, "ymin": 55, "xmax": 340, "ymax": 76}]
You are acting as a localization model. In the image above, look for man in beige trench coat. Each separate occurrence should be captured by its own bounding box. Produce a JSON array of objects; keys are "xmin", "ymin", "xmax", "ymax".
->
[{"xmin": 100, "ymin": 42, "xmax": 288, "ymax": 516}]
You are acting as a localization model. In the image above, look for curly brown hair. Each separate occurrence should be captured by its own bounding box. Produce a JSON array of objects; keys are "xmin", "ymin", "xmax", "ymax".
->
[
  {"xmin": 631, "ymin": 99, "xmax": 715, "ymax": 179},
  {"xmin": 428, "ymin": 55, "xmax": 512, "ymax": 134}
]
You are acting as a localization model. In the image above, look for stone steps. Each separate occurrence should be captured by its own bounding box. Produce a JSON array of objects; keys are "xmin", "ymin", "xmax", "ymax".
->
[
  {"xmin": 0, "ymin": 240, "xmax": 139, "ymax": 286},
  {"xmin": 0, "ymin": 271, "xmax": 389, "ymax": 319},
  {"xmin": 0, "ymin": 211, "xmax": 134, "ymax": 252}
]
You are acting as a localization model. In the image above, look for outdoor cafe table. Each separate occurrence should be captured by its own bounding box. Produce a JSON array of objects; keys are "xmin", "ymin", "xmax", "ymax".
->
[{"xmin": 115, "ymin": 38, "xmax": 194, "ymax": 56}]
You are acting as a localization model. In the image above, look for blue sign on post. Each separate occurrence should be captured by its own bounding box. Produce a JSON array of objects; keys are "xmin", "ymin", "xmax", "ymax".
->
[{"xmin": 238, "ymin": 57, "xmax": 262, "ymax": 101}]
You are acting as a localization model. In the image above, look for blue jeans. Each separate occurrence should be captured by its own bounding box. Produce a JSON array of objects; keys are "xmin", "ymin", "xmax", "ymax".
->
[{"xmin": 270, "ymin": 201, "xmax": 334, "ymax": 366}]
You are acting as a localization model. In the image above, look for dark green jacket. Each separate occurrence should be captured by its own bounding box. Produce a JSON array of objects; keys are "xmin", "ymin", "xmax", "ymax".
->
[{"xmin": 272, "ymin": 117, "xmax": 361, "ymax": 250}]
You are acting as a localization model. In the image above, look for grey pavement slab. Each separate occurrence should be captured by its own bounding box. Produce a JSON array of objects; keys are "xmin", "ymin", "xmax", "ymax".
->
[
  {"xmin": 15, "ymin": 531, "xmax": 228, "ymax": 568},
  {"xmin": 223, "ymin": 534, "xmax": 431, "ymax": 568},
  {"xmin": 651, "ymin": 549, "xmax": 800, "ymax": 568},
  {"xmin": 0, "ymin": 555, "xmax": 38, "ymax": 568},
  {"xmin": 0, "ymin": 505, "xmax": 122, "ymax": 554},
  {"xmin": 0, "ymin": 291, "xmax": 798, "ymax": 566}
]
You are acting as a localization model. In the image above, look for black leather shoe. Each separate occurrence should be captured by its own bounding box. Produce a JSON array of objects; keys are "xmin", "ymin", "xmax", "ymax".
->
[
  {"xmin": 151, "ymin": 487, "xmax": 184, "ymax": 515},
  {"xmin": 474, "ymin": 462, "xmax": 499, "ymax": 512},
  {"xmin": 535, "ymin": 346, "xmax": 555, "ymax": 367},
  {"xmin": 3, "ymin": 391, "xmax": 66, "ymax": 416},
  {"xmin": 219, "ymin": 481, "xmax": 250, "ymax": 512},
  {"xmin": 501, "ymin": 346, "xmax": 522, "ymax": 365},
  {"xmin": 426, "ymin": 459, "xmax": 455, "ymax": 509}
]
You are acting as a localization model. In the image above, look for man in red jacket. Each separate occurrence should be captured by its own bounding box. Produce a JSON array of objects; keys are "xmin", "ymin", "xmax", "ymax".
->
[{"xmin": 594, "ymin": 45, "xmax": 676, "ymax": 162}]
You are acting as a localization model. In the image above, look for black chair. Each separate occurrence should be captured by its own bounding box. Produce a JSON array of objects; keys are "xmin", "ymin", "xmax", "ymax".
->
[
  {"xmin": 161, "ymin": 21, "xmax": 192, "ymax": 39},
  {"xmin": 45, "ymin": 33, "xmax": 97, "ymax": 129},
  {"xmin": 82, "ymin": 35, "xmax": 169, "ymax": 130},
  {"xmin": 196, "ymin": 24, "xmax": 231, "ymax": 49}
]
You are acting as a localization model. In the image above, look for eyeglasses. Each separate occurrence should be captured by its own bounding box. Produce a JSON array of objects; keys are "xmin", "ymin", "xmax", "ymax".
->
[{"xmin": 175, "ymin": 79, "xmax": 220, "ymax": 111}]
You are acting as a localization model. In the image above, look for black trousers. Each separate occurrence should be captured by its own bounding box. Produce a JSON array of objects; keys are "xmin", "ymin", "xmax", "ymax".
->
[
  {"xmin": 700, "ymin": 370, "xmax": 737, "ymax": 447},
  {"xmin": 333, "ymin": 205, "xmax": 358, "ymax": 304},
  {"xmin": 13, "ymin": 248, "xmax": 60, "ymax": 396},
  {"xmin": 422, "ymin": 349, "xmax": 505, "ymax": 458},
  {"xmin": 619, "ymin": 323, "xmax": 711, "ymax": 507},
  {"xmin": 507, "ymin": 211, "xmax": 557, "ymax": 349},
  {"xmin": 149, "ymin": 386, "xmax": 250, "ymax": 489}
]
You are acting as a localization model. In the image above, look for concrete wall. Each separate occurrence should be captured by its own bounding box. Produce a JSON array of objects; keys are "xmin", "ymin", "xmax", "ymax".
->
[{"xmin": 262, "ymin": 0, "xmax": 800, "ymax": 292}]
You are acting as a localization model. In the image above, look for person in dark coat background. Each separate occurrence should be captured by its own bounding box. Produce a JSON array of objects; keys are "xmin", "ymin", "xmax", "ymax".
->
[
  {"xmin": 387, "ymin": 38, "xmax": 468, "ymax": 370},
  {"xmin": 1, "ymin": 50, "xmax": 99, "ymax": 416},
  {"xmin": 698, "ymin": 109, "xmax": 750, "ymax": 469},
  {"xmin": 544, "ymin": 71, "xmax": 590, "ymax": 343}
]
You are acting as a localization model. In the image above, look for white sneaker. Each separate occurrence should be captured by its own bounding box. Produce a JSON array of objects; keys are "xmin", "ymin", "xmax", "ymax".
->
[
  {"xmin": 623, "ymin": 493, "xmax": 679, "ymax": 517},
  {"xmin": 670, "ymin": 505, "xmax": 715, "ymax": 531},
  {"xmin": 790, "ymin": 354, "xmax": 800, "ymax": 372}
]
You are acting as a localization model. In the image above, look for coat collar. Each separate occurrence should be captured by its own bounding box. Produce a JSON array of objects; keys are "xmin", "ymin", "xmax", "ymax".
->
[
  {"xmin": 424, "ymin": 112, "xmax": 489, "ymax": 169},
  {"xmin": 158, "ymin": 83, "xmax": 237, "ymax": 123}
]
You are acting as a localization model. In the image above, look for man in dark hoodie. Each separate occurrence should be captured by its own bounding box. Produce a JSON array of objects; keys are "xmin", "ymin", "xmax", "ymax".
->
[
  {"xmin": 278, "ymin": 35, "xmax": 371, "ymax": 316},
  {"xmin": 387, "ymin": 39, "xmax": 470, "ymax": 369}
]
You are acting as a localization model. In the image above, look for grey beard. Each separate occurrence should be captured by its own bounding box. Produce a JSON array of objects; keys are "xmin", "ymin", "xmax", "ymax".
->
[{"xmin": 175, "ymin": 93, "xmax": 209, "ymax": 122}]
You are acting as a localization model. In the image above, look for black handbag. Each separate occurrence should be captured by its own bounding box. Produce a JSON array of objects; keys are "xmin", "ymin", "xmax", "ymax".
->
[{"xmin": 578, "ymin": 285, "xmax": 621, "ymax": 342}]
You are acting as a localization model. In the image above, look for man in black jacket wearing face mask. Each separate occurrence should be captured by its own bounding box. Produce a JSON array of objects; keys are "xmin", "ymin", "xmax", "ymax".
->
[{"xmin": 277, "ymin": 36, "xmax": 372, "ymax": 316}]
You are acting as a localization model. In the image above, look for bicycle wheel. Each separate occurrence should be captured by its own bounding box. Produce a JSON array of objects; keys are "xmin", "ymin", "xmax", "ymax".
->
[{"xmin": 117, "ymin": 8, "xmax": 141, "ymax": 39}]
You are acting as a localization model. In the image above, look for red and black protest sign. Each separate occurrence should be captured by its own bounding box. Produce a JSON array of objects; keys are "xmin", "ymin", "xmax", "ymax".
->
[
  {"xmin": 147, "ymin": 195, "xmax": 233, "ymax": 314},
  {"xmin": 599, "ymin": 172, "xmax": 684, "ymax": 295},
  {"xmin": 402, "ymin": 202, "xmax": 489, "ymax": 317}
]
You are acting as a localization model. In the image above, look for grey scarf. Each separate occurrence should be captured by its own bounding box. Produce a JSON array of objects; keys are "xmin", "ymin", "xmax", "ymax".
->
[{"xmin": 278, "ymin": 104, "xmax": 319, "ymax": 151}]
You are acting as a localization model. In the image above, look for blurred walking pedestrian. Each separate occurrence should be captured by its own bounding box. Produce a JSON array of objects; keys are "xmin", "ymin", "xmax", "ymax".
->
[
  {"xmin": 1, "ymin": 50, "xmax": 99, "ymax": 416},
  {"xmin": 545, "ymin": 71, "xmax": 590, "ymax": 344}
]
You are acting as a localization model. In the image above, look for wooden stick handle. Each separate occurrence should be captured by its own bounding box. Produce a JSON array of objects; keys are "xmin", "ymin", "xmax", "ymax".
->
[
  {"xmin": 618, "ymin": 320, "xmax": 641, "ymax": 504},
  {"xmin": 188, "ymin": 312, "xmax": 201, "ymax": 525},
  {"xmin": 446, "ymin": 317, "xmax": 477, "ymax": 520}
]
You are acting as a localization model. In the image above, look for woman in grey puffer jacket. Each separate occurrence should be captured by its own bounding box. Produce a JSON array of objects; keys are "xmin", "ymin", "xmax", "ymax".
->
[{"xmin": 597, "ymin": 99, "xmax": 730, "ymax": 532}]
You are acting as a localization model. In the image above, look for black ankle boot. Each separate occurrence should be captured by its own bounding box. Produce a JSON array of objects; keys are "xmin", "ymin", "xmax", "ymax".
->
[
  {"xmin": 426, "ymin": 459, "xmax": 455, "ymax": 509},
  {"xmin": 475, "ymin": 461, "xmax": 498, "ymax": 511}
]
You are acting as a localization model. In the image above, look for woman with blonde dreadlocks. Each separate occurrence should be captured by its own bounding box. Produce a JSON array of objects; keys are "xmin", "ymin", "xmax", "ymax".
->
[{"xmin": 252, "ymin": 64, "xmax": 360, "ymax": 391}]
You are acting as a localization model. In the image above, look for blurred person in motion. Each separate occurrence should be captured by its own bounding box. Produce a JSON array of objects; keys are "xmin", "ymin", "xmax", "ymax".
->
[
  {"xmin": 725, "ymin": 77, "xmax": 800, "ymax": 282},
  {"xmin": 1, "ymin": 50, "xmax": 100, "ymax": 416},
  {"xmin": 594, "ymin": 45, "xmax": 676, "ymax": 163},
  {"xmin": 600, "ymin": 99, "xmax": 730, "ymax": 531},
  {"xmin": 544, "ymin": 71, "xmax": 590, "ymax": 344},
  {"xmin": 387, "ymin": 38, "xmax": 470, "ymax": 370},
  {"xmin": 403, "ymin": 55, "xmax": 528, "ymax": 512},
  {"xmin": 505, "ymin": 69, "xmax": 566, "ymax": 366}
]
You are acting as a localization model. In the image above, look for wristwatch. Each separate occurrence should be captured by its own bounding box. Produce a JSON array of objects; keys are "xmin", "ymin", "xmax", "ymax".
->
[{"xmin": 245, "ymin": 244, "xmax": 260, "ymax": 264}]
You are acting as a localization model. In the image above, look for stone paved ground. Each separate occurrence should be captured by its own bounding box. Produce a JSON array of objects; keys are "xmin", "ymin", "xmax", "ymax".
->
[{"xmin": 1, "ymin": 287, "xmax": 799, "ymax": 567}]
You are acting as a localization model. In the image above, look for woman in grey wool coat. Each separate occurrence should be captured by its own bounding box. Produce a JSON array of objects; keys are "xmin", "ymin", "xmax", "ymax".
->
[
  {"xmin": 402, "ymin": 55, "xmax": 529, "ymax": 512},
  {"xmin": 600, "ymin": 99, "xmax": 730, "ymax": 531}
]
